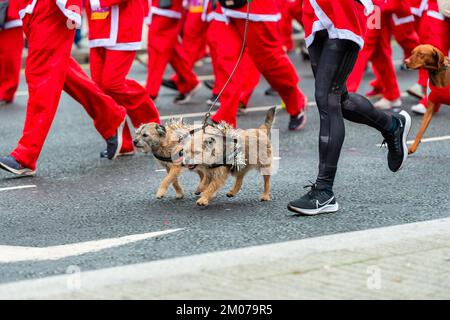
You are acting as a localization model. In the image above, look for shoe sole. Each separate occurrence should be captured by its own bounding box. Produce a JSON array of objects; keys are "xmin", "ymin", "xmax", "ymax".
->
[
  {"xmin": 175, "ymin": 83, "xmax": 202, "ymax": 105},
  {"xmin": 406, "ymin": 89, "xmax": 424, "ymax": 100},
  {"xmin": 111, "ymin": 119, "xmax": 126, "ymax": 160},
  {"xmin": 411, "ymin": 108, "xmax": 426, "ymax": 116},
  {"xmin": 0, "ymin": 162, "xmax": 36, "ymax": 177},
  {"xmin": 287, "ymin": 202, "xmax": 339, "ymax": 216},
  {"xmin": 396, "ymin": 110, "xmax": 412, "ymax": 172}
]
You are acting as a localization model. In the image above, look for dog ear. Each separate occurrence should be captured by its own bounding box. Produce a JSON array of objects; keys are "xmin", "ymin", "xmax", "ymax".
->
[
  {"xmin": 156, "ymin": 124, "xmax": 166, "ymax": 137},
  {"xmin": 430, "ymin": 48, "xmax": 445, "ymax": 71}
]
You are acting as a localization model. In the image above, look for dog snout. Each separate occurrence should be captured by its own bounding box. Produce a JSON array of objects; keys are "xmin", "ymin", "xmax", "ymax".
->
[{"xmin": 133, "ymin": 139, "xmax": 140, "ymax": 147}]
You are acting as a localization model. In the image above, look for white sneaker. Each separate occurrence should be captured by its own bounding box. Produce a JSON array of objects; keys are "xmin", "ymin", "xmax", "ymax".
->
[
  {"xmin": 411, "ymin": 103, "xmax": 427, "ymax": 115},
  {"xmin": 374, "ymin": 98, "xmax": 402, "ymax": 110},
  {"xmin": 407, "ymin": 83, "xmax": 425, "ymax": 99}
]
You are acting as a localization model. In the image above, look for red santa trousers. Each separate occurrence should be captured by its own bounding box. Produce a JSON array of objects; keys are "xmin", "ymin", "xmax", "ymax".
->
[
  {"xmin": 212, "ymin": 18, "xmax": 305, "ymax": 126},
  {"xmin": 0, "ymin": 27, "xmax": 24, "ymax": 102},
  {"xmin": 11, "ymin": 1, "xmax": 127, "ymax": 170},
  {"xmin": 347, "ymin": 12, "xmax": 401, "ymax": 101},
  {"xmin": 90, "ymin": 47, "xmax": 161, "ymax": 149},
  {"xmin": 146, "ymin": 15, "xmax": 199, "ymax": 98}
]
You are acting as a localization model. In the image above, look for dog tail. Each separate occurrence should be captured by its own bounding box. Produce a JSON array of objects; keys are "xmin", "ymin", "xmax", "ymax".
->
[{"xmin": 260, "ymin": 106, "xmax": 277, "ymax": 133}]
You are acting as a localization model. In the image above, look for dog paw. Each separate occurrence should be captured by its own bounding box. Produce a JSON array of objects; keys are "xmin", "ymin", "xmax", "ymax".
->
[
  {"xmin": 196, "ymin": 197, "xmax": 209, "ymax": 206},
  {"xmin": 175, "ymin": 193, "xmax": 184, "ymax": 200},
  {"xmin": 226, "ymin": 192, "xmax": 235, "ymax": 198},
  {"xmin": 194, "ymin": 191, "xmax": 202, "ymax": 196},
  {"xmin": 156, "ymin": 191, "xmax": 166, "ymax": 199},
  {"xmin": 260, "ymin": 195, "xmax": 271, "ymax": 202},
  {"xmin": 408, "ymin": 147, "xmax": 416, "ymax": 155}
]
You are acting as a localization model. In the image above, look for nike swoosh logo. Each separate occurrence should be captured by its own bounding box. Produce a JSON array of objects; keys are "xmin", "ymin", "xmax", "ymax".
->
[{"xmin": 316, "ymin": 196, "xmax": 335, "ymax": 208}]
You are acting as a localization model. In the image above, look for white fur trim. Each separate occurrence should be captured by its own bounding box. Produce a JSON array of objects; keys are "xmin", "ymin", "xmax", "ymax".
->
[
  {"xmin": 427, "ymin": 10, "xmax": 445, "ymax": 21},
  {"xmin": 145, "ymin": 6, "xmax": 182, "ymax": 24},
  {"xmin": 222, "ymin": 8, "xmax": 281, "ymax": 22},
  {"xmin": 392, "ymin": 14, "xmax": 415, "ymax": 26},
  {"xmin": 90, "ymin": 0, "xmax": 101, "ymax": 11},
  {"xmin": 18, "ymin": 0, "xmax": 38, "ymax": 19},
  {"xmin": 3, "ymin": 19, "xmax": 23, "ymax": 29},
  {"xmin": 359, "ymin": 0, "xmax": 374, "ymax": 16},
  {"xmin": 107, "ymin": 42, "xmax": 142, "ymax": 51},
  {"xmin": 56, "ymin": 0, "xmax": 82, "ymax": 27},
  {"xmin": 307, "ymin": 0, "xmax": 364, "ymax": 49}
]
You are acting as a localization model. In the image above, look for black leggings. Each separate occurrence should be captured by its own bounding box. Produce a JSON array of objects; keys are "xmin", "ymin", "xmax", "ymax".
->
[{"xmin": 308, "ymin": 30, "xmax": 395, "ymax": 190}]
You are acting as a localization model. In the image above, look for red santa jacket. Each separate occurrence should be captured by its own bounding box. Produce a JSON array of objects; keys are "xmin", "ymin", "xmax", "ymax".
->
[
  {"xmin": 18, "ymin": 0, "xmax": 82, "ymax": 27},
  {"xmin": 144, "ymin": 0, "xmax": 184, "ymax": 25},
  {"xmin": 303, "ymin": 0, "xmax": 374, "ymax": 49},
  {"xmin": 222, "ymin": 0, "xmax": 281, "ymax": 22},
  {"xmin": 380, "ymin": 0, "xmax": 415, "ymax": 25},
  {"xmin": 1, "ymin": 0, "xmax": 22, "ymax": 29},
  {"xmin": 429, "ymin": 82, "xmax": 450, "ymax": 105},
  {"xmin": 202, "ymin": 0, "xmax": 228, "ymax": 22},
  {"xmin": 86, "ymin": 0, "xmax": 145, "ymax": 50}
]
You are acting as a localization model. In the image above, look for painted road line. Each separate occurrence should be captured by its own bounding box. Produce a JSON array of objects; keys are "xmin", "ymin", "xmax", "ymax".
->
[
  {"xmin": 0, "ymin": 229, "xmax": 183, "ymax": 263},
  {"xmin": 376, "ymin": 135, "xmax": 450, "ymax": 147},
  {"xmin": 0, "ymin": 185, "xmax": 36, "ymax": 192},
  {"xmin": 155, "ymin": 169, "xmax": 166, "ymax": 172},
  {"xmin": 1, "ymin": 217, "xmax": 449, "ymax": 299}
]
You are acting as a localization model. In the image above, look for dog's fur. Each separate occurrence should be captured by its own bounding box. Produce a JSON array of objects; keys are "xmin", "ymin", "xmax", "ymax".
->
[
  {"xmin": 405, "ymin": 45, "xmax": 450, "ymax": 154},
  {"xmin": 134, "ymin": 120, "xmax": 204, "ymax": 199},
  {"xmin": 182, "ymin": 107, "xmax": 276, "ymax": 206}
]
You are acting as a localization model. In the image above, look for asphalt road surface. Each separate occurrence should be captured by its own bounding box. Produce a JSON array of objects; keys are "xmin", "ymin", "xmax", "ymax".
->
[{"xmin": 1, "ymin": 48, "xmax": 449, "ymax": 285}]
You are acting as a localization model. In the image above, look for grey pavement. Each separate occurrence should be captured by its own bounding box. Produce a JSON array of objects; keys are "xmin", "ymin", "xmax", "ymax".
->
[{"xmin": 1, "ymin": 44, "xmax": 450, "ymax": 299}]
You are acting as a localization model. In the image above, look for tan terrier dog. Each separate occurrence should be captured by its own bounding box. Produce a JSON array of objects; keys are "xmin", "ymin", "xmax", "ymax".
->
[
  {"xmin": 134, "ymin": 120, "xmax": 205, "ymax": 199},
  {"xmin": 182, "ymin": 107, "xmax": 276, "ymax": 206}
]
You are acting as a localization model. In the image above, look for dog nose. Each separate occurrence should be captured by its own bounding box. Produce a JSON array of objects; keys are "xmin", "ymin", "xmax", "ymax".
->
[
  {"xmin": 404, "ymin": 58, "xmax": 411, "ymax": 64},
  {"xmin": 133, "ymin": 139, "xmax": 139, "ymax": 146}
]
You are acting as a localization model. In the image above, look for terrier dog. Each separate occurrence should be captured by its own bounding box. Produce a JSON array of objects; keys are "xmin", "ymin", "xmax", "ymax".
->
[
  {"xmin": 182, "ymin": 107, "xmax": 276, "ymax": 206},
  {"xmin": 405, "ymin": 45, "xmax": 450, "ymax": 154},
  {"xmin": 134, "ymin": 120, "xmax": 205, "ymax": 199}
]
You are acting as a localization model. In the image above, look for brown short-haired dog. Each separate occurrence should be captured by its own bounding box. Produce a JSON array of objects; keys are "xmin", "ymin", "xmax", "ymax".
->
[
  {"xmin": 405, "ymin": 45, "xmax": 450, "ymax": 154},
  {"xmin": 182, "ymin": 107, "xmax": 276, "ymax": 206},
  {"xmin": 134, "ymin": 120, "xmax": 205, "ymax": 199}
]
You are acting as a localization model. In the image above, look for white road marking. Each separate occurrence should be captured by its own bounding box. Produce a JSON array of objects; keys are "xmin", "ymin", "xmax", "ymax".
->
[
  {"xmin": 0, "ymin": 228, "xmax": 183, "ymax": 263},
  {"xmin": 0, "ymin": 185, "xmax": 36, "ymax": 192},
  {"xmin": 155, "ymin": 169, "xmax": 166, "ymax": 172},
  {"xmin": 1, "ymin": 217, "xmax": 449, "ymax": 299},
  {"xmin": 376, "ymin": 135, "xmax": 450, "ymax": 147}
]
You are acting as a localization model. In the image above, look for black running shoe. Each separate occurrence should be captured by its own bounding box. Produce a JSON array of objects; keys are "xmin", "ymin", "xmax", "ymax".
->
[
  {"xmin": 102, "ymin": 120, "xmax": 125, "ymax": 160},
  {"xmin": 203, "ymin": 80, "xmax": 215, "ymax": 90},
  {"xmin": 174, "ymin": 83, "xmax": 201, "ymax": 104},
  {"xmin": 264, "ymin": 87, "xmax": 278, "ymax": 96},
  {"xmin": 288, "ymin": 109, "xmax": 308, "ymax": 131},
  {"xmin": 206, "ymin": 94, "xmax": 220, "ymax": 107},
  {"xmin": 162, "ymin": 79, "xmax": 178, "ymax": 91},
  {"xmin": 288, "ymin": 184, "xmax": 339, "ymax": 216},
  {"xmin": 381, "ymin": 110, "xmax": 411, "ymax": 172},
  {"xmin": 0, "ymin": 155, "xmax": 36, "ymax": 176}
]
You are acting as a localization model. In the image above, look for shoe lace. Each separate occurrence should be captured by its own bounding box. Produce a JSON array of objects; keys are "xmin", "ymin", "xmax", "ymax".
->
[
  {"xmin": 303, "ymin": 181, "xmax": 320, "ymax": 198},
  {"xmin": 381, "ymin": 133, "xmax": 401, "ymax": 154}
]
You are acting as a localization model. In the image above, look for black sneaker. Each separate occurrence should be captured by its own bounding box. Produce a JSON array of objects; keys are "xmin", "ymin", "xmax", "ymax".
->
[
  {"xmin": 288, "ymin": 184, "xmax": 339, "ymax": 216},
  {"xmin": 206, "ymin": 94, "xmax": 220, "ymax": 107},
  {"xmin": 0, "ymin": 155, "xmax": 36, "ymax": 176},
  {"xmin": 289, "ymin": 108, "xmax": 308, "ymax": 131},
  {"xmin": 381, "ymin": 110, "xmax": 411, "ymax": 172},
  {"xmin": 174, "ymin": 83, "xmax": 201, "ymax": 105},
  {"xmin": 0, "ymin": 100, "xmax": 12, "ymax": 106},
  {"xmin": 101, "ymin": 120, "xmax": 125, "ymax": 160},
  {"xmin": 264, "ymin": 87, "xmax": 278, "ymax": 96},
  {"xmin": 162, "ymin": 79, "xmax": 178, "ymax": 91},
  {"xmin": 203, "ymin": 80, "xmax": 215, "ymax": 90}
]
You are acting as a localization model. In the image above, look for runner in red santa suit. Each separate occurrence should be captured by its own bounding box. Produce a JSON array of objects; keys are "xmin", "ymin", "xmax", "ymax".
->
[
  {"xmin": 0, "ymin": 1, "xmax": 24, "ymax": 105},
  {"xmin": 212, "ymin": 0, "xmax": 307, "ymax": 129},
  {"xmin": 204, "ymin": 0, "xmax": 260, "ymax": 113},
  {"xmin": 347, "ymin": 0, "xmax": 406, "ymax": 110},
  {"xmin": 0, "ymin": 0, "xmax": 129, "ymax": 177},
  {"xmin": 410, "ymin": 0, "xmax": 450, "ymax": 115},
  {"xmin": 86, "ymin": 0, "xmax": 161, "ymax": 158},
  {"xmin": 288, "ymin": 0, "xmax": 412, "ymax": 216},
  {"xmin": 145, "ymin": 0, "xmax": 201, "ymax": 104},
  {"xmin": 163, "ymin": 0, "xmax": 209, "ymax": 94},
  {"xmin": 364, "ymin": 0, "xmax": 421, "ymax": 101}
]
